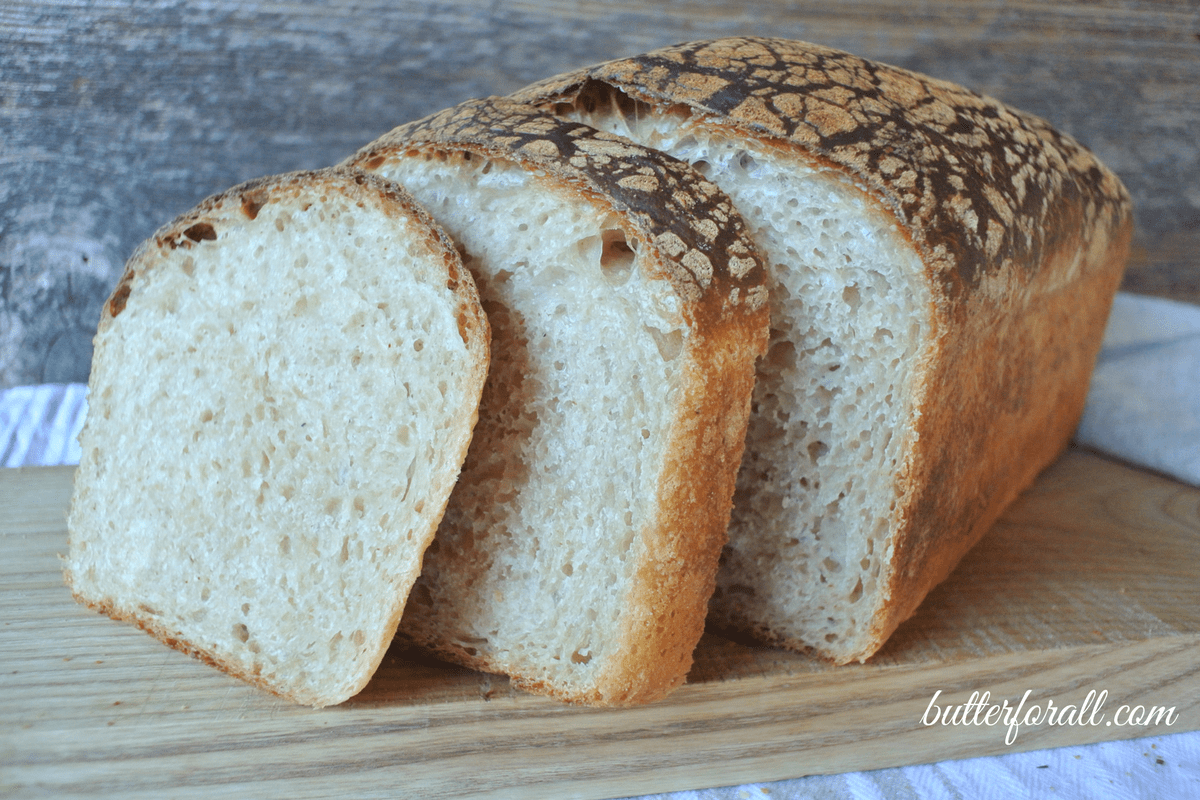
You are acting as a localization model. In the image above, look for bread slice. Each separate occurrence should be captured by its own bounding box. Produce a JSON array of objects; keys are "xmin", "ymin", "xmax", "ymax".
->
[
  {"xmin": 64, "ymin": 168, "xmax": 489, "ymax": 707},
  {"xmin": 343, "ymin": 97, "xmax": 769, "ymax": 705},
  {"xmin": 513, "ymin": 37, "xmax": 1134, "ymax": 664}
]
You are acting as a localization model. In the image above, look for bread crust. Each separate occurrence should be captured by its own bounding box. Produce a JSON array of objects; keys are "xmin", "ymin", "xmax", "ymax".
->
[
  {"xmin": 513, "ymin": 37, "xmax": 1133, "ymax": 663},
  {"xmin": 65, "ymin": 167, "xmax": 490, "ymax": 706},
  {"xmin": 346, "ymin": 98, "xmax": 769, "ymax": 704}
]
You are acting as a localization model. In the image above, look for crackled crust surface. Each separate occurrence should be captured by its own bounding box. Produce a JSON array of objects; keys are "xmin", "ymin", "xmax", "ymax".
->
[
  {"xmin": 513, "ymin": 37, "xmax": 1132, "ymax": 301},
  {"xmin": 350, "ymin": 97, "xmax": 768, "ymax": 321},
  {"xmin": 347, "ymin": 98, "xmax": 769, "ymax": 704},
  {"xmin": 514, "ymin": 38, "xmax": 1134, "ymax": 662}
]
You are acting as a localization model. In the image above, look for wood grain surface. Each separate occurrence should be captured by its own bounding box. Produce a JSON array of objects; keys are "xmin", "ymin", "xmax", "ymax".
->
[
  {"xmin": 2, "ymin": 0, "xmax": 1199, "ymax": 388},
  {"xmin": 2, "ymin": 449, "xmax": 1197, "ymax": 799}
]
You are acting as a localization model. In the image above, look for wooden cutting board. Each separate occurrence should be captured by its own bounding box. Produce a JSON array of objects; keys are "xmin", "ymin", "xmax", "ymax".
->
[{"xmin": 2, "ymin": 449, "xmax": 1197, "ymax": 799}]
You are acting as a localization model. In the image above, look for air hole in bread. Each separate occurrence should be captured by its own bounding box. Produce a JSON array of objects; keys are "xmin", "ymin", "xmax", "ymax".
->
[
  {"xmin": 842, "ymin": 284, "xmax": 861, "ymax": 310},
  {"xmin": 598, "ymin": 228, "xmax": 635, "ymax": 285},
  {"xmin": 183, "ymin": 222, "xmax": 217, "ymax": 242},
  {"xmin": 736, "ymin": 152, "xmax": 758, "ymax": 173},
  {"xmin": 848, "ymin": 578, "xmax": 863, "ymax": 603},
  {"xmin": 765, "ymin": 339, "xmax": 796, "ymax": 371},
  {"xmin": 645, "ymin": 326, "xmax": 683, "ymax": 361},
  {"xmin": 399, "ymin": 456, "xmax": 417, "ymax": 501}
]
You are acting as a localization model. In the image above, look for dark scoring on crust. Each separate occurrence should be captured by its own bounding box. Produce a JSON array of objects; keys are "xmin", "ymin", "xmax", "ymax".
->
[
  {"xmin": 346, "ymin": 96, "xmax": 769, "ymax": 316},
  {"xmin": 511, "ymin": 37, "xmax": 1133, "ymax": 301}
]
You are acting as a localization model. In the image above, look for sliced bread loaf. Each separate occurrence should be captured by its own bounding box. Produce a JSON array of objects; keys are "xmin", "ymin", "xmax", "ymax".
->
[
  {"xmin": 513, "ymin": 37, "xmax": 1133, "ymax": 664},
  {"xmin": 344, "ymin": 97, "xmax": 769, "ymax": 705},
  {"xmin": 65, "ymin": 168, "xmax": 489, "ymax": 707}
]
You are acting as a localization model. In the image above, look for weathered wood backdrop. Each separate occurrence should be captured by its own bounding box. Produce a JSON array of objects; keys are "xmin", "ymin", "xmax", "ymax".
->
[{"xmin": 2, "ymin": 0, "xmax": 1198, "ymax": 389}]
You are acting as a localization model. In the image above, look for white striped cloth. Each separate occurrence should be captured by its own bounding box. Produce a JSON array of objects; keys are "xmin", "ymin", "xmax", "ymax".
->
[{"xmin": 0, "ymin": 382, "xmax": 88, "ymax": 468}]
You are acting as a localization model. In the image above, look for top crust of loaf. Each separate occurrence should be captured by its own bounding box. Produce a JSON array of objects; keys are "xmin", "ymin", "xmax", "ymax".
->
[
  {"xmin": 511, "ymin": 37, "xmax": 1132, "ymax": 301},
  {"xmin": 66, "ymin": 167, "xmax": 490, "ymax": 706},
  {"xmin": 349, "ymin": 97, "xmax": 769, "ymax": 324}
]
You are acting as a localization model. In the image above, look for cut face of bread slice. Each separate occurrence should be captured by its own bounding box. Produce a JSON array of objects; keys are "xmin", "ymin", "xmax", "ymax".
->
[
  {"xmin": 344, "ymin": 98, "xmax": 768, "ymax": 705},
  {"xmin": 65, "ymin": 168, "xmax": 489, "ymax": 707},
  {"xmin": 513, "ymin": 37, "xmax": 1134, "ymax": 664}
]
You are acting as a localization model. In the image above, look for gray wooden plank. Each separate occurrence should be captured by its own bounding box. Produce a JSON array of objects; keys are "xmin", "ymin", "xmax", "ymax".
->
[{"xmin": 3, "ymin": 0, "xmax": 1198, "ymax": 387}]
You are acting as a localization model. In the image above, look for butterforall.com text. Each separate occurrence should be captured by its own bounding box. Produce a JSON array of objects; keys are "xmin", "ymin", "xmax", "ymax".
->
[{"xmin": 921, "ymin": 689, "xmax": 1179, "ymax": 745}]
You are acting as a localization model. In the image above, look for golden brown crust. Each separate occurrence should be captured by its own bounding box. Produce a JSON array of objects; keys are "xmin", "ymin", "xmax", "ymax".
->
[
  {"xmin": 346, "ymin": 98, "xmax": 769, "ymax": 705},
  {"xmin": 599, "ymin": 330, "xmax": 761, "ymax": 702},
  {"xmin": 514, "ymin": 38, "xmax": 1133, "ymax": 663},
  {"xmin": 67, "ymin": 167, "xmax": 490, "ymax": 707}
]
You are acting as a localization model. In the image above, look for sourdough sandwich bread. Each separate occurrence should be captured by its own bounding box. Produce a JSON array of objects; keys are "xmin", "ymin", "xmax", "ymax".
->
[
  {"xmin": 513, "ymin": 37, "xmax": 1134, "ymax": 663},
  {"xmin": 65, "ymin": 168, "xmax": 489, "ymax": 706},
  {"xmin": 344, "ymin": 97, "xmax": 769, "ymax": 705}
]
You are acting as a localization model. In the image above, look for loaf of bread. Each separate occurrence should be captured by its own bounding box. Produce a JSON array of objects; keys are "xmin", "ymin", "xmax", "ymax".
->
[
  {"xmin": 343, "ymin": 97, "xmax": 769, "ymax": 704},
  {"xmin": 65, "ymin": 168, "xmax": 489, "ymax": 706},
  {"xmin": 513, "ymin": 37, "xmax": 1133, "ymax": 664}
]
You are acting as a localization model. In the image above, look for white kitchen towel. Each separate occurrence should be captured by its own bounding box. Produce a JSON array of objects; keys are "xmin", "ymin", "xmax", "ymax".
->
[
  {"xmin": 1074, "ymin": 292, "xmax": 1200, "ymax": 486},
  {"xmin": 0, "ymin": 381, "xmax": 87, "ymax": 468}
]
